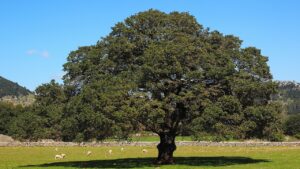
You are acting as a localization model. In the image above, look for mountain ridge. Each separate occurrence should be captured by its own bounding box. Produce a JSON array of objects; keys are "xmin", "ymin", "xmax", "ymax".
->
[{"xmin": 0, "ymin": 76, "xmax": 32, "ymax": 98}]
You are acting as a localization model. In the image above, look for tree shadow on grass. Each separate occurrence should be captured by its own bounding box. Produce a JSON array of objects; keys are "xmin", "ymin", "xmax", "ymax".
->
[{"xmin": 22, "ymin": 156, "xmax": 270, "ymax": 168}]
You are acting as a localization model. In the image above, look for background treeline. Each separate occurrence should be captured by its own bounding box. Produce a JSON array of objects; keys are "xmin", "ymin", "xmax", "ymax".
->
[{"xmin": 1, "ymin": 79, "xmax": 300, "ymax": 141}]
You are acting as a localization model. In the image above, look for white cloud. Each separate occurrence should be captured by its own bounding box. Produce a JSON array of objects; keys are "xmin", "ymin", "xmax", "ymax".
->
[
  {"xmin": 26, "ymin": 49, "xmax": 50, "ymax": 58},
  {"xmin": 26, "ymin": 49, "xmax": 37, "ymax": 55},
  {"xmin": 41, "ymin": 51, "xmax": 49, "ymax": 58}
]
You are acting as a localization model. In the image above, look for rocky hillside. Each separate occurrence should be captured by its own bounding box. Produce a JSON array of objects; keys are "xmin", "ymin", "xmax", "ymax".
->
[
  {"xmin": 0, "ymin": 76, "xmax": 31, "ymax": 97},
  {"xmin": 0, "ymin": 76, "xmax": 34, "ymax": 105},
  {"xmin": 273, "ymin": 81, "xmax": 300, "ymax": 115}
]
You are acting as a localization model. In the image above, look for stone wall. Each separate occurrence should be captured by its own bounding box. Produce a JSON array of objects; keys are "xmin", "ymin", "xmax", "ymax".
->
[{"xmin": 0, "ymin": 134, "xmax": 14, "ymax": 142}]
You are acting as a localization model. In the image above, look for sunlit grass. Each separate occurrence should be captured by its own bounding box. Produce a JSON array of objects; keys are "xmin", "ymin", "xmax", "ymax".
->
[{"xmin": 0, "ymin": 146, "xmax": 299, "ymax": 169}]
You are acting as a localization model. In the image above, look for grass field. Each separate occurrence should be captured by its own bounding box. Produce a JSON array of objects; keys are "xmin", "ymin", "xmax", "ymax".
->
[{"xmin": 0, "ymin": 146, "xmax": 300, "ymax": 169}]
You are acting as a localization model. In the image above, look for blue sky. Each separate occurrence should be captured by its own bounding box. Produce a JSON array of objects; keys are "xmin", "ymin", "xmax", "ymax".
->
[{"xmin": 0, "ymin": 0, "xmax": 299, "ymax": 91}]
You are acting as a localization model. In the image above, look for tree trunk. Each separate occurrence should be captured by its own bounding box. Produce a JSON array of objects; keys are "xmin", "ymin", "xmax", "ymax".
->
[{"xmin": 156, "ymin": 133, "xmax": 176, "ymax": 164}]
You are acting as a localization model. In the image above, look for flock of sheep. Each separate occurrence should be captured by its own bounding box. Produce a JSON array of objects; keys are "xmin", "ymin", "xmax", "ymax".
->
[{"xmin": 54, "ymin": 147, "xmax": 149, "ymax": 160}]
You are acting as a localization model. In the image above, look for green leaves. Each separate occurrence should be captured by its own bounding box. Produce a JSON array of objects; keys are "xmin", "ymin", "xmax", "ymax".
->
[
  {"xmin": 60, "ymin": 10, "xmax": 281, "ymax": 140},
  {"xmin": 8, "ymin": 110, "xmax": 44, "ymax": 141},
  {"xmin": 284, "ymin": 114, "xmax": 300, "ymax": 137}
]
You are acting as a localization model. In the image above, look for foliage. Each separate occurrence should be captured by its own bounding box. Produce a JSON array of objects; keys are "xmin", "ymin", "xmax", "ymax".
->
[
  {"xmin": 62, "ymin": 9, "xmax": 280, "ymax": 142},
  {"xmin": 33, "ymin": 80, "xmax": 66, "ymax": 140},
  {"xmin": 61, "ymin": 74, "xmax": 136, "ymax": 141},
  {"xmin": 191, "ymin": 99, "xmax": 284, "ymax": 141},
  {"xmin": 284, "ymin": 114, "xmax": 300, "ymax": 137},
  {"xmin": 242, "ymin": 103, "xmax": 284, "ymax": 141},
  {"xmin": 5, "ymin": 80, "xmax": 66, "ymax": 141},
  {"xmin": 59, "ymin": 9, "xmax": 284, "ymax": 163},
  {"xmin": 8, "ymin": 110, "xmax": 43, "ymax": 141},
  {"xmin": 0, "ymin": 102, "xmax": 23, "ymax": 135}
]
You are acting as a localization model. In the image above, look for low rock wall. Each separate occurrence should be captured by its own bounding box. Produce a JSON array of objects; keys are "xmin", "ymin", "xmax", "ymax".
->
[{"xmin": 1, "ymin": 141, "xmax": 300, "ymax": 147}]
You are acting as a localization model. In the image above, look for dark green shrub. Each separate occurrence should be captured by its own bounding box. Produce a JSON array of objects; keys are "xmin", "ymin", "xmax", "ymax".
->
[{"xmin": 284, "ymin": 114, "xmax": 300, "ymax": 137}]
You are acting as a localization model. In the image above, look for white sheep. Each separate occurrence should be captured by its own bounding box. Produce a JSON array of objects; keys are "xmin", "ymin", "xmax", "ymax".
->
[
  {"xmin": 55, "ymin": 154, "xmax": 62, "ymax": 159},
  {"xmin": 86, "ymin": 150, "xmax": 92, "ymax": 156},
  {"xmin": 142, "ymin": 149, "xmax": 148, "ymax": 153},
  {"xmin": 54, "ymin": 153, "xmax": 66, "ymax": 159}
]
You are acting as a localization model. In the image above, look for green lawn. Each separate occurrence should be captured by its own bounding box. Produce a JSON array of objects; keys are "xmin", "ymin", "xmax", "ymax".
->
[{"xmin": 0, "ymin": 146, "xmax": 299, "ymax": 169}]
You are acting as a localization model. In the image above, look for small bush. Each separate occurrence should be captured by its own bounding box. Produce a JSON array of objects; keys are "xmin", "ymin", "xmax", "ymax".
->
[
  {"xmin": 284, "ymin": 114, "xmax": 300, "ymax": 137},
  {"xmin": 294, "ymin": 133, "xmax": 300, "ymax": 139}
]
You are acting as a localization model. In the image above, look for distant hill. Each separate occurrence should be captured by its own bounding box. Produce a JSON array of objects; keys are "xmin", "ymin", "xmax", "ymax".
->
[
  {"xmin": 273, "ymin": 81, "xmax": 300, "ymax": 115},
  {"xmin": 0, "ymin": 76, "xmax": 34, "ymax": 106},
  {"xmin": 0, "ymin": 76, "xmax": 32, "ymax": 97}
]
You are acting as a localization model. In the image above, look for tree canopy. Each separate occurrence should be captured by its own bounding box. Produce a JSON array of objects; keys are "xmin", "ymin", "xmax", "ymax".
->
[{"xmin": 61, "ymin": 10, "xmax": 281, "ymax": 164}]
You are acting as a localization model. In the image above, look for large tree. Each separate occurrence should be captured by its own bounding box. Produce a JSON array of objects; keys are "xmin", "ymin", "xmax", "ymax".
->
[{"xmin": 63, "ymin": 10, "xmax": 279, "ymax": 164}]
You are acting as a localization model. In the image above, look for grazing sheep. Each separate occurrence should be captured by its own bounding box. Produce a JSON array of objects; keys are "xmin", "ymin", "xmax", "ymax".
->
[
  {"xmin": 86, "ymin": 150, "xmax": 92, "ymax": 156},
  {"xmin": 105, "ymin": 149, "xmax": 113, "ymax": 158},
  {"xmin": 55, "ymin": 154, "xmax": 66, "ymax": 159},
  {"xmin": 142, "ymin": 149, "xmax": 148, "ymax": 153},
  {"xmin": 55, "ymin": 154, "xmax": 62, "ymax": 159}
]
